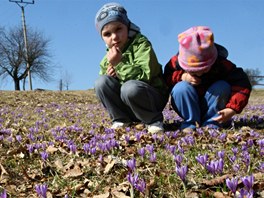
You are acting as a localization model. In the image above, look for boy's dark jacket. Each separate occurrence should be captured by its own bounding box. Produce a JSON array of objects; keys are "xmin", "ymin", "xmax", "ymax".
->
[{"xmin": 163, "ymin": 49, "xmax": 252, "ymax": 113}]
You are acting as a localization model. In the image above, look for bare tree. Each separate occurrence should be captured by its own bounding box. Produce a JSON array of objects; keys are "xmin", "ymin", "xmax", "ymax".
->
[
  {"xmin": 244, "ymin": 68, "xmax": 263, "ymax": 87},
  {"xmin": 62, "ymin": 70, "xmax": 73, "ymax": 90},
  {"xmin": 0, "ymin": 26, "xmax": 54, "ymax": 90}
]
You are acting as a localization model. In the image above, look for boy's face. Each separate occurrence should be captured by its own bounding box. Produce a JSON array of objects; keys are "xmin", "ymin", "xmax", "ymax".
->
[{"xmin": 101, "ymin": 21, "xmax": 128, "ymax": 50}]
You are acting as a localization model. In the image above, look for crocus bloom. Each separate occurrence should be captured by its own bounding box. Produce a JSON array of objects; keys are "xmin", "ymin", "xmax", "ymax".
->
[
  {"xmin": 127, "ymin": 172, "xmax": 139, "ymax": 186},
  {"xmin": 206, "ymin": 159, "xmax": 223, "ymax": 175},
  {"xmin": 226, "ymin": 177, "xmax": 238, "ymax": 194},
  {"xmin": 0, "ymin": 190, "xmax": 7, "ymax": 198},
  {"xmin": 137, "ymin": 147, "xmax": 145, "ymax": 158},
  {"xmin": 217, "ymin": 150, "xmax": 225, "ymax": 159},
  {"xmin": 40, "ymin": 151, "xmax": 48, "ymax": 161},
  {"xmin": 135, "ymin": 179, "xmax": 146, "ymax": 193},
  {"xmin": 174, "ymin": 154, "xmax": 183, "ymax": 167},
  {"xmin": 35, "ymin": 183, "xmax": 48, "ymax": 198},
  {"xmin": 258, "ymin": 162, "xmax": 264, "ymax": 172},
  {"xmin": 196, "ymin": 154, "xmax": 208, "ymax": 167},
  {"xmin": 150, "ymin": 152, "xmax": 157, "ymax": 163},
  {"xmin": 125, "ymin": 135, "xmax": 130, "ymax": 143},
  {"xmin": 127, "ymin": 158, "xmax": 136, "ymax": 171},
  {"xmin": 241, "ymin": 175, "xmax": 254, "ymax": 191},
  {"xmin": 232, "ymin": 147, "xmax": 238, "ymax": 155},
  {"xmin": 175, "ymin": 165, "xmax": 188, "ymax": 182},
  {"xmin": 218, "ymin": 133, "xmax": 227, "ymax": 141},
  {"xmin": 83, "ymin": 143, "xmax": 89, "ymax": 153},
  {"xmin": 16, "ymin": 135, "xmax": 22, "ymax": 143}
]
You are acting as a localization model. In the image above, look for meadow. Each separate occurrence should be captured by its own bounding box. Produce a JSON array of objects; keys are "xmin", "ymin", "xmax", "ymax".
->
[{"xmin": 0, "ymin": 89, "xmax": 264, "ymax": 198}]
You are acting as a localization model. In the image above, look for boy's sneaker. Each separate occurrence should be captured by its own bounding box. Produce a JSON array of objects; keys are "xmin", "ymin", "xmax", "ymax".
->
[
  {"xmin": 111, "ymin": 122, "xmax": 130, "ymax": 129},
  {"xmin": 147, "ymin": 121, "xmax": 164, "ymax": 134}
]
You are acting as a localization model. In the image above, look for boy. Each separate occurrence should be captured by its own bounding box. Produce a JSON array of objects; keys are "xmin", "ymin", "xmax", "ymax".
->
[{"xmin": 94, "ymin": 3, "xmax": 168, "ymax": 133}]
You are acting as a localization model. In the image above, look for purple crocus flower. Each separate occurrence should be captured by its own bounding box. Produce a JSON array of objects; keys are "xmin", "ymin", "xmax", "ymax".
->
[
  {"xmin": 127, "ymin": 158, "xmax": 136, "ymax": 171},
  {"xmin": 16, "ymin": 135, "xmax": 22, "ymax": 143},
  {"xmin": 125, "ymin": 135, "xmax": 130, "ymax": 144},
  {"xmin": 258, "ymin": 162, "xmax": 264, "ymax": 172},
  {"xmin": 135, "ymin": 132, "xmax": 141, "ymax": 141},
  {"xmin": 152, "ymin": 133, "xmax": 158, "ymax": 141},
  {"xmin": 35, "ymin": 183, "xmax": 48, "ymax": 198},
  {"xmin": 241, "ymin": 175, "xmax": 254, "ymax": 191},
  {"xmin": 90, "ymin": 147, "xmax": 96, "ymax": 155},
  {"xmin": 196, "ymin": 154, "xmax": 208, "ymax": 167},
  {"xmin": 167, "ymin": 145, "xmax": 176, "ymax": 155},
  {"xmin": 83, "ymin": 143, "xmax": 89, "ymax": 154},
  {"xmin": 174, "ymin": 154, "xmax": 183, "ymax": 167},
  {"xmin": 68, "ymin": 143, "xmax": 77, "ymax": 154},
  {"xmin": 27, "ymin": 144, "xmax": 35, "ymax": 153},
  {"xmin": 257, "ymin": 139, "xmax": 264, "ymax": 148},
  {"xmin": 232, "ymin": 164, "xmax": 240, "ymax": 172},
  {"xmin": 206, "ymin": 159, "xmax": 223, "ymax": 175},
  {"xmin": 226, "ymin": 177, "xmax": 238, "ymax": 194},
  {"xmin": 218, "ymin": 133, "xmax": 227, "ymax": 142},
  {"xmin": 40, "ymin": 151, "xmax": 48, "ymax": 161},
  {"xmin": 137, "ymin": 147, "xmax": 145, "ymax": 158},
  {"xmin": 0, "ymin": 190, "xmax": 7, "ymax": 198},
  {"xmin": 135, "ymin": 179, "xmax": 146, "ymax": 193},
  {"xmin": 146, "ymin": 144, "xmax": 154, "ymax": 154},
  {"xmin": 231, "ymin": 147, "xmax": 238, "ymax": 155},
  {"xmin": 127, "ymin": 172, "xmax": 139, "ymax": 186},
  {"xmin": 241, "ymin": 151, "xmax": 250, "ymax": 168},
  {"xmin": 217, "ymin": 150, "xmax": 225, "ymax": 159},
  {"xmin": 149, "ymin": 152, "xmax": 157, "ymax": 163},
  {"xmin": 175, "ymin": 165, "xmax": 188, "ymax": 182},
  {"xmin": 228, "ymin": 155, "xmax": 236, "ymax": 163},
  {"xmin": 171, "ymin": 131, "xmax": 179, "ymax": 139}
]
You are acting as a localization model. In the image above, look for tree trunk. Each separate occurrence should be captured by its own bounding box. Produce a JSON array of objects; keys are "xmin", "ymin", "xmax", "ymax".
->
[{"xmin": 14, "ymin": 79, "xmax": 20, "ymax": 90}]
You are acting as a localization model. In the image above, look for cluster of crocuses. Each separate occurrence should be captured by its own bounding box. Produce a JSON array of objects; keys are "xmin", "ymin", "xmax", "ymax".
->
[
  {"xmin": 226, "ymin": 175, "xmax": 255, "ymax": 197},
  {"xmin": 126, "ymin": 157, "xmax": 146, "ymax": 193},
  {"xmin": 35, "ymin": 184, "xmax": 48, "ymax": 198},
  {"xmin": 1, "ymin": 95, "xmax": 264, "ymax": 197}
]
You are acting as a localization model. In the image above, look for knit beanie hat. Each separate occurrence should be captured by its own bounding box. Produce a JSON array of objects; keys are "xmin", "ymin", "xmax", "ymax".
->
[
  {"xmin": 178, "ymin": 26, "xmax": 218, "ymax": 72},
  {"xmin": 95, "ymin": 2, "xmax": 130, "ymax": 34}
]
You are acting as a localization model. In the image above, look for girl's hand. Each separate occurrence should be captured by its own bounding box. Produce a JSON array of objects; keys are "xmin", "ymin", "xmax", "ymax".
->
[
  {"xmin": 182, "ymin": 73, "xmax": 201, "ymax": 85},
  {"xmin": 213, "ymin": 108, "xmax": 236, "ymax": 123}
]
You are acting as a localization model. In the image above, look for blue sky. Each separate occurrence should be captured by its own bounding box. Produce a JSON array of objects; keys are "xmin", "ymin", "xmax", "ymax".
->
[{"xmin": 0, "ymin": 0, "xmax": 263, "ymax": 90}]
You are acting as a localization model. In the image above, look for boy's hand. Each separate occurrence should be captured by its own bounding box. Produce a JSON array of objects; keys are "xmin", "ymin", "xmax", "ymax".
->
[
  {"xmin": 107, "ymin": 64, "xmax": 117, "ymax": 77},
  {"xmin": 213, "ymin": 108, "xmax": 236, "ymax": 123},
  {"xmin": 107, "ymin": 46, "xmax": 122, "ymax": 66}
]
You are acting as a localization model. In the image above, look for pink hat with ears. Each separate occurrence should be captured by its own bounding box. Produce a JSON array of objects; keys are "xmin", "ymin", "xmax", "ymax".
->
[{"xmin": 178, "ymin": 26, "xmax": 218, "ymax": 72}]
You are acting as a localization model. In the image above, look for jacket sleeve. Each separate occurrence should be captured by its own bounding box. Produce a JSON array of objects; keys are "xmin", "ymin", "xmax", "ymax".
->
[
  {"xmin": 221, "ymin": 59, "xmax": 252, "ymax": 113},
  {"xmin": 163, "ymin": 55, "xmax": 185, "ymax": 91}
]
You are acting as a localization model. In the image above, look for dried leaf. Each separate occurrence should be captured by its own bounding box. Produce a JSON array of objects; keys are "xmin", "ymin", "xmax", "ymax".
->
[
  {"xmin": 213, "ymin": 192, "xmax": 231, "ymax": 198},
  {"xmin": 111, "ymin": 190, "xmax": 130, "ymax": 198},
  {"xmin": 104, "ymin": 159, "xmax": 117, "ymax": 174},
  {"xmin": 92, "ymin": 192, "xmax": 111, "ymax": 198},
  {"xmin": 46, "ymin": 145, "xmax": 58, "ymax": 154},
  {"xmin": 63, "ymin": 164, "xmax": 83, "ymax": 178}
]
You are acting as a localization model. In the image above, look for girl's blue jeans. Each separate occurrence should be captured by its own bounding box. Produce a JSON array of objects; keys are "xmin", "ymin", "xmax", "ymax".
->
[{"xmin": 171, "ymin": 80, "xmax": 231, "ymax": 129}]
